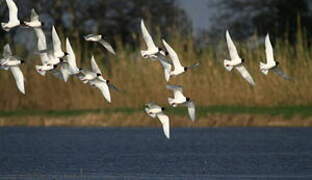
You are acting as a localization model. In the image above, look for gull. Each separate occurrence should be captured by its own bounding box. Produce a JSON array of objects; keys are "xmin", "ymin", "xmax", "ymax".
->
[
  {"xmin": 260, "ymin": 34, "xmax": 292, "ymax": 80},
  {"xmin": 224, "ymin": 30, "xmax": 255, "ymax": 86},
  {"xmin": 24, "ymin": 9, "xmax": 43, "ymax": 28},
  {"xmin": 166, "ymin": 85, "xmax": 196, "ymax": 121},
  {"xmin": 162, "ymin": 39, "xmax": 199, "ymax": 77},
  {"xmin": 140, "ymin": 19, "xmax": 167, "ymax": 59},
  {"xmin": 84, "ymin": 34, "xmax": 116, "ymax": 55},
  {"xmin": 0, "ymin": 44, "xmax": 25, "ymax": 94},
  {"xmin": 145, "ymin": 102, "xmax": 170, "ymax": 139},
  {"xmin": 1, "ymin": 0, "xmax": 20, "ymax": 31},
  {"xmin": 82, "ymin": 56, "xmax": 121, "ymax": 103},
  {"xmin": 33, "ymin": 24, "xmax": 58, "ymax": 76},
  {"xmin": 77, "ymin": 56, "xmax": 103, "ymax": 83}
]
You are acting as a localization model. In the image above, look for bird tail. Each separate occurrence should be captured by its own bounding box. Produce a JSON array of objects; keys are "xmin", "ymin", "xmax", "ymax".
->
[
  {"xmin": 224, "ymin": 59, "xmax": 234, "ymax": 71},
  {"xmin": 35, "ymin": 65, "xmax": 46, "ymax": 76},
  {"xmin": 260, "ymin": 62, "xmax": 269, "ymax": 75}
]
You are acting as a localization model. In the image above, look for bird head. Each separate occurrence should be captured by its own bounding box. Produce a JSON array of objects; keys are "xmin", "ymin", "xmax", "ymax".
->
[{"xmin": 186, "ymin": 97, "xmax": 191, "ymax": 102}]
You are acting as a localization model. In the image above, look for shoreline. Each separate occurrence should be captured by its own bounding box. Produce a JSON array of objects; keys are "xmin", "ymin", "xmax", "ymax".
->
[{"xmin": 0, "ymin": 105, "xmax": 311, "ymax": 127}]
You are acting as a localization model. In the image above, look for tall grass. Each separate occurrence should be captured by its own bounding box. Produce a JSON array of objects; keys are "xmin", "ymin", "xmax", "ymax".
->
[{"xmin": 0, "ymin": 27, "xmax": 312, "ymax": 111}]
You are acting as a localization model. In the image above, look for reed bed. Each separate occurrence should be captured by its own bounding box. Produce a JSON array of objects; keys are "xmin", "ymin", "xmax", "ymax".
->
[{"xmin": 0, "ymin": 29, "xmax": 312, "ymax": 111}]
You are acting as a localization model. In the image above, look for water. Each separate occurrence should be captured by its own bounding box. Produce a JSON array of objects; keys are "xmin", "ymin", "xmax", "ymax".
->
[{"xmin": 0, "ymin": 127, "xmax": 312, "ymax": 179}]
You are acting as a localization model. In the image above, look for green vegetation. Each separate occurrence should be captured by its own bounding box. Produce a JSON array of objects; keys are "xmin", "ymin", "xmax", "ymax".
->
[{"xmin": 1, "ymin": 105, "xmax": 311, "ymax": 119}]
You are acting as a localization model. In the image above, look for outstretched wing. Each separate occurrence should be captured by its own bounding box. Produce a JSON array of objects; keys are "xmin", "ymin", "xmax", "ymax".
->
[
  {"xmin": 235, "ymin": 65, "xmax": 256, "ymax": 86},
  {"xmin": 10, "ymin": 66, "xmax": 25, "ymax": 94},
  {"xmin": 6, "ymin": 0, "xmax": 19, "ymax": 23},
  {"xmin": 158, "ymin": 58, "xmax": 172, "ymax": 82},
  {"xmin": 162, "ymin": 40, "xmax": 183, "ymax": 70},
  {"xmin": 141, "ymin": 19, "xmax": 157, "ymax": 51},
  {"xmin": 52, "ymin": 26, "xmax": 64, "ymax": 58},
  {"xmin": 166, "ymin": 85, "xmax": 185, "ymax": 99},
  {"xmin": 30, "ymin": 8, "xmax": 39, "ymax": 21},
  {"xmin": 99, "ymin": 40, "xmax": 116, "ymax": 55},
  {"xmin": 265, "ymin": 34, "xmax": 275, "ymax": 64},
  {"xmin": 90, "ymin": 55, "xmax": 102, "ymax": 75},
  {"xmin": 3, "ymin": 44, "xmax": 12, "ymax": 58},
  {"xmin": 226, "ymin": 30, "xmax": 240, "ymax": 60},
  {"xmin": 272, "ymin": 68, "xmax": 292, "ymax": 80},
  {"xmin": 94, "ymin": 81, "xmax": 111, "ymax": 103},
  {"xmin": 157, "ymin": 113, "xmax": 170, "ymax": 139},
  {"xmin": 65, "ymin": 38, "xmax": 79, "ymax": 74},
  {"xmin": 187, "ymin": 101, "xmax": 196, "ymax": 122}
]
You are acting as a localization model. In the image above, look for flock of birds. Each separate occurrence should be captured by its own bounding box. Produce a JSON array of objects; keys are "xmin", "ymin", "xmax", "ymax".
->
[{"xmin": 0, "ymin": 0, "xmax": 292, "ymax": 139}]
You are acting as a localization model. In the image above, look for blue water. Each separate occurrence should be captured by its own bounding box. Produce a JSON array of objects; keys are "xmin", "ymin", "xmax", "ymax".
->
[{"xmin": 0, "ymin": 127, "xmax": 312, "ymax": 179}]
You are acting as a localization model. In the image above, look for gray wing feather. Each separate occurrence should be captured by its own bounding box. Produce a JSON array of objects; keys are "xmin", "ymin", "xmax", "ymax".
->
[
  {"xmin": 272, "ymin": 68, "xmax": 292, "ymax": 80},
  {"xmin": 99, "ymin": 40, "xmax": 116, "ymax": 55}
]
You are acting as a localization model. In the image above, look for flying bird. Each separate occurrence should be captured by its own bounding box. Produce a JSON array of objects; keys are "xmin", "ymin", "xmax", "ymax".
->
[
  {"xmin": 140, "ymin": 19, "xmax": 167, "ymax": 59},
  {"xmin": 1, "ymin": 0, "xmax": 20, "ymax": 31},
  {"xmin": 84, "ymin": 34, "xmax": 116, "ymax": 55},
  {"xmin": 166, "ymin": 85, "xmax": 196, "ymax": 121},
  {"xmin": 260, "ymin": 34, "xmax": 292, "ymax": 80},
  {"xmin": 224, "ymin": 30, "xmax": 255, "ymax": 86},
  {"xmin": 145, "ymin": 102, "xmax": 170, "ymax": 139},
  {"xmin": 162, "ymin": 39, "xmax": 199, "ymax": 78},
  {"xmin": 0, "ymin": 44, "xmax": 25, "ymax": 94}
]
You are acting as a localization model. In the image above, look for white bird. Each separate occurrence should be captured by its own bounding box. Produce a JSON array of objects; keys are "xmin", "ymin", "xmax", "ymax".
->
[
  {"xmin": 166, "ymin": 85, "xmax": 196, "ymax": 121},
  {"xmin": 224, "ymin": 30, "xmax": 255, "ymax": 86},
  {"xmin": 260, "ymin": 34, "xmax": 292, "ymax": 80},
  {"xmin": 1, "ymin": 0, "xmax": 20, "ymax": 32},
  {"xmin": 84, "ymin": 34, "xmax": 116, "ymax": 55},
  {"xmin": 0, "ymin": 44, "xmax": 25, "ymax": 94},
  {"xmin": 24, "ymin": 9, "xmax": 42, "ymax": 28},
  {"xmin": 78, "ymin": 56, "xmax": 103, "ymax": 83},
  {"xmin": 145, "ymin": 102, "xmax": 170, "ymax": 139},
  {"xmin": 33, "ymin": 24, "xmax": 59, "ymax": 76},
  {"xmin": 162, "ymin": 39, "xmax": 199, "ymax": 78},
  {"xmin": 140, "ymin": 19, "xmax": 167, "ymax": 59}
]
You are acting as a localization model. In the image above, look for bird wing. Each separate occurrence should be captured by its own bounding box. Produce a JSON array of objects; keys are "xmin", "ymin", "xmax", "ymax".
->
[
  {"xmin": 65, "ymin": 38, "xmax": 79, "ymax": 74},
  {"xmin": 59, "ymin": 64, "xmax": 71, "ymax": 82},
  {"xmin": 162, "ymin": 39, "xmax": 183, "ymax": 70},
  {"xmin": 10, "ymin": 66, "xmax": 25, "ymax": 94},
  {"xmin": 166, "ymin": 85, "xmax": 185, "ymax": 99},
  {"xmin": 99, "ymin": 40, "xmax": 116, "ymax": 55},
  {"xmin": 141, "ymin": 19, "xmax": 157, "ymax": 51},
  {"xmin": 30, "ymin": 8, "xmax": 39, "ymax": 21},
  {"xmin": 157, "ymin": 113, "xmax": 170, "ymax": 139},
  {"xmin": 52, "ymin": 26, "xmax": 64, "ymax": 58},
  {"xmin": 3, "ymin": 44, "xmax": 12, "ymax": 58},
  {"xmin": 187, "ymin": 101, "xmax": 196, "ymax": 122},
  {"xmin": 272, "ymin": 68, "xmax": 292, "ymax": 80},
  {"xmin": 94, "ymin": 81, "xmax": 111, "ymax": 103},
  {"xmin": 187, "ymin": 63, "xmax": 200, "ymax": 70},
  {"xmin": 235, "ymin": 65, "xmax": 256, "ymax": 86},
  {"xmin": 84, "ymin": 34, "xmax": 95, "ymax": 41},
  {"xmin": 6, "ymin": 0, "xmax": 19, "ymax": 23},
  {"xmin": 226, "ymin": 30, "xmax": 240, "ymax": 60},
  {"xmin": 265, "ymin": 34, "xmax": 275, "ymax": 64},
  {"xmin": 34, "ymin": 28, "xmax": 50, "ymax": 64},
  {"xmin": 158, "ymin": 58, "xmax": 172, "ymax": 82},
  {"xmin": 90, "ymin": 55, "xmax": 102, "ymax": 74}
]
